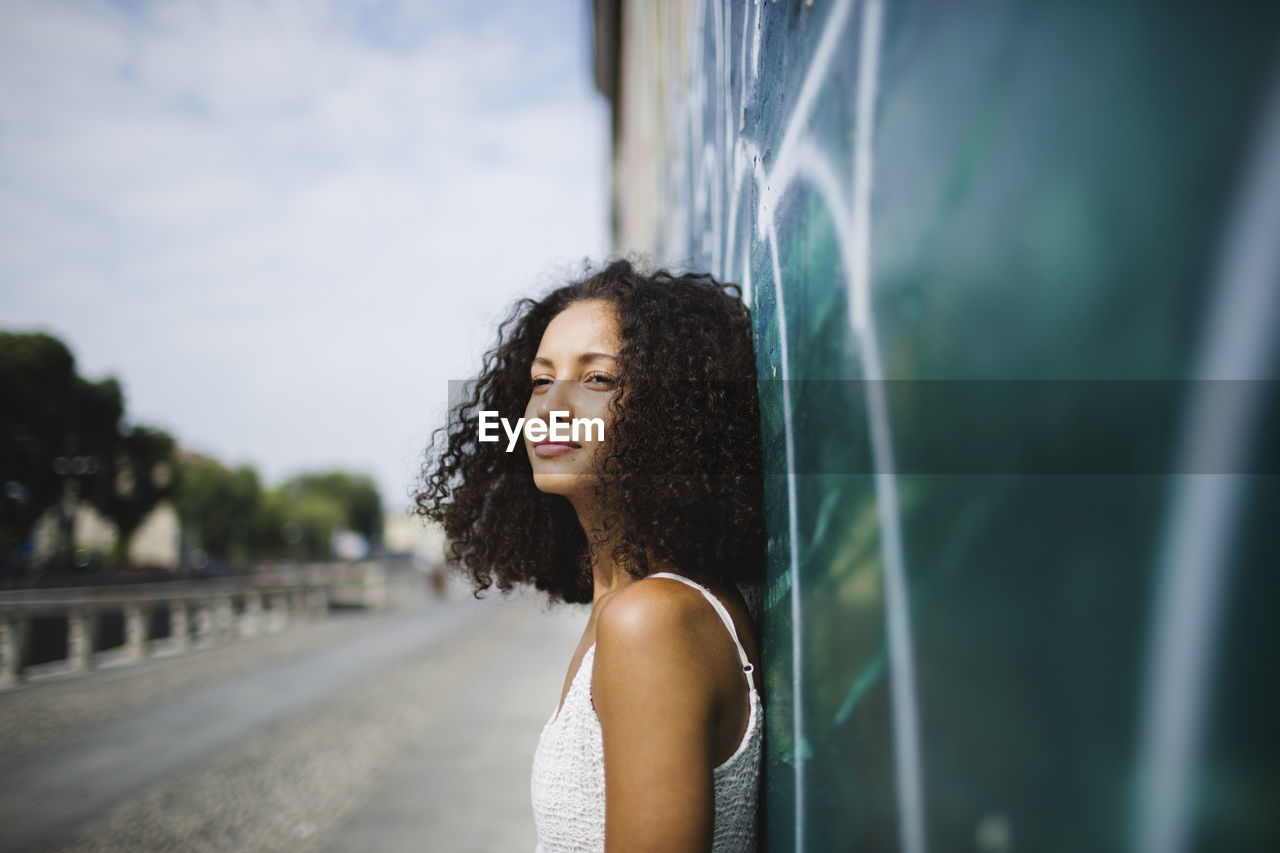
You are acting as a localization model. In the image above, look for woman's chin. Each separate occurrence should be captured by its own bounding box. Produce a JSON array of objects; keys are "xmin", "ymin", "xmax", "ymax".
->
[{"xmin": 532, "ymin": 472, "xmax": 590, "ymax": 497}]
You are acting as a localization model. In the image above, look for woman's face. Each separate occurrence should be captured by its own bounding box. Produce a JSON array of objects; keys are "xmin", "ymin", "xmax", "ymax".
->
[{"xmin": 524, "ymin": 298, "xmax": 621, "ymax": 501}]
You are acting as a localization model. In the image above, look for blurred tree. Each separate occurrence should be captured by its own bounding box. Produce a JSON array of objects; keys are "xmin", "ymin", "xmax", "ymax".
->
[
  {"xmin": 1, "ymin": 333, "xmax": 74, "ymax": 558},
  {"xmin": 251, "ymin": 486, "xmax": 292, "ymax": 558},
  {"xmin": 173, "ymin": 462, "xmax": 385, "ymax": 565},
  {"xmin": 90, "ymin": 425, "xmax": 177, "ymax": 564},
  {"xmin": 281, "ymin": 489, "xmax": 346, "ymax": 560},
  {"xmin": 173, "ymin": 455, "xmax": 261, "ymax": 565},
  {"xmin": 1, "ymin": 332, "xmax": 124, "ymax": 568},
  {"xmin": 280, "ymin": 471, "xmax": 384, "ymax": 549},
  {"xmin": 3, "ymin": 332, "xmax": 385, "ymax": 572}
]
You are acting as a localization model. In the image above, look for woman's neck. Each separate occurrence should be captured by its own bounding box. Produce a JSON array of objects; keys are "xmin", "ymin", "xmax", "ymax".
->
[
  {"xmin": 570, "ymin": 497, "xmax": 635, "ymax": 605},
  {"xmin": 589, "ymin": 557, "xmax": 632, "ymax": 605}
]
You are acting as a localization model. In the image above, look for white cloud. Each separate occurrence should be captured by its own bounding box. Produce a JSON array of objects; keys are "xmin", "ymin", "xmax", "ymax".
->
[{"xmin": 0, "ymin": 0, "xmax": 611, "ymax": 511}]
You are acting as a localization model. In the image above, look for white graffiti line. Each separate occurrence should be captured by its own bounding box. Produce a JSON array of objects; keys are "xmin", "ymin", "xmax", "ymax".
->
[
  {"xmin": 757, "ymin": 0, "xmax": 857, "ymax": 234},
  {"xmin": 766, "ymin": 218, "xmax": 807, "ymax": 853},
  {"xmin": 738, "ymin": 0, "xmax": 752, "ymax": 131},
  {"xmin": 726, "ymin": 137, "xmax": 769, "ymax": 304},
  {"xmin": 750, "ymin": 0, "xmax": 762, "ymax": 85},
  {"xmin": 849, "ymin": 0, "xmax": 881, "ymax": 332},
  {"xmin": 726, "ymin": 1, "xmax": 759, "ymax": 286},
  {"xmin": 717, "ymin": 4, "xmax": 926, "ymax": 849},
  {"xmin": 1135, "ymin": 59, "xmax": 1280, "ymax": 853},
  {"xmin": 683, "ymin": 0, "xmax": 708, "ymax": 266},
  {"xmin": 862, "ymin": 365, "xmax": 926, "ymax": 853},
  {"xmin": 849, "ymin": 3, "xmax": 928, "ymax": 853},
  {"xmin": 791, "ymin": 138, "xmax": 856, "ymax": 270},
  {"xmin": 674, "ymin": 5, "xmax": 923, "ymax": 845},
  {"xmin": 725, "ymin": 139, "xmax": 749, "ymax": 258},
  {"xmin": 724, "ymin": 143, "xmax": 752, "ymax": 297},
  {"xmin": 711, "ymin": 3, "xmax": 728, "ymax": 271},
  {"xmin": 706, "ymin": 143, "xmax": 723, "ymax": 272},
  {"xmin": 717, "ymin": 0, "xmax": 733, "ymax": 172}
]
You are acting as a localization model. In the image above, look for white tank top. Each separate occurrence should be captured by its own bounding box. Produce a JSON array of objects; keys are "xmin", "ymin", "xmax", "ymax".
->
[{"xmin": 530, "ymin": 572, "xmax": 762, "ymax": 852}]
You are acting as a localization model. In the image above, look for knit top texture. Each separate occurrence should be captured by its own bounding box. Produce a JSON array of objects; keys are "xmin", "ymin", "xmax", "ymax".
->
[{"xmin": 530, "ymin": 572, "xmax": 762, "ymax": 852}]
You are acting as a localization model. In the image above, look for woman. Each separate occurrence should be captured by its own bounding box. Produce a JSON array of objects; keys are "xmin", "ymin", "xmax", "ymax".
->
[{"xmin": 416, "ymin": 259, "xmax": 765, "ymax": 852}]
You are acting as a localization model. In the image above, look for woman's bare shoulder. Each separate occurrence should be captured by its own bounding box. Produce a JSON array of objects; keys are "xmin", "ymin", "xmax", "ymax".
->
[
  {"xmin": 597, "ymin": 574, "xmax": 724, "ymax": 638},
  {"xmin": 593, "ymin": 575, "xmax": 743, "ymax": 677},
  {"xmin": 592, "ymin": 578, "xmax": 724, "ymax": 720},
  {"xmin": 596, "ymin": 577, "xmax": 690, "ymax": 641}
]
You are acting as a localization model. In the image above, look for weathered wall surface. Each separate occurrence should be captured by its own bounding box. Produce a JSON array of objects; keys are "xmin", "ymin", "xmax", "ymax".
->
[{"xmin": 609, "ymin": 1, "xmax": 1280, "ymax": 851}]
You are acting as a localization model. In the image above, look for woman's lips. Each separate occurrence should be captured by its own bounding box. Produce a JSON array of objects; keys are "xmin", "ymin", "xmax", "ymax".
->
[{"xmin": 534, "ymin": 441, "xmax": 580, "ymax": 458}]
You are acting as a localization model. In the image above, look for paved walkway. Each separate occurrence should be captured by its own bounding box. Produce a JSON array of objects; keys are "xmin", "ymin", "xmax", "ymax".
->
[
  {"xmin": 0, "ymin": 587, "xmax": 584, "ymax": 852},
  {"xmin": 321, "ymin": 596, "xmax": 582, "ymax": 853}
]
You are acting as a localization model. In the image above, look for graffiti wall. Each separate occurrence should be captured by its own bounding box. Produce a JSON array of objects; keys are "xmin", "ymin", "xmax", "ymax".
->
[{"xmin": 607, "ymin": 0, "xmax": 1280, "ymax": 851}]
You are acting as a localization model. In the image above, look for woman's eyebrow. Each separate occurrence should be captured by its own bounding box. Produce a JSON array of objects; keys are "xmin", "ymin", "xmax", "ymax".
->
[{"xmin": 531, "ymin": 352, "xmax": 617, "ymax": 368}]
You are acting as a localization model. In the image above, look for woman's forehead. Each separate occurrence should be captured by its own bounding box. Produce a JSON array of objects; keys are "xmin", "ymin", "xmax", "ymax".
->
[{"xmin": 538, "ymin": 299, "xmax": 621, "ymax": 357}]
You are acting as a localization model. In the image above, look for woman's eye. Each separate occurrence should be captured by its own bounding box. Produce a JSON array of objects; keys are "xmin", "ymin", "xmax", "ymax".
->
[
  {"xmin": 531, "ymin": 377, "xmax": 552, "ymax": 389},
  {"xmin": 585, "ymin": 373, "xmax": 616, "ymax": 387}
]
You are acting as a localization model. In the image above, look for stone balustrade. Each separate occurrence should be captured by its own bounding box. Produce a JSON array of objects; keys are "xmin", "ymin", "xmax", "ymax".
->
[{"xmin": 0, "ymin": 562, "xmax": 400, "ymax": 688}]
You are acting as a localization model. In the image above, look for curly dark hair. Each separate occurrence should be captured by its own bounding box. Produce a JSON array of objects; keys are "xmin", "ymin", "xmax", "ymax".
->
[{"xmin": 415, "ymin": 259, "xmax": 764, "ymax": 604}]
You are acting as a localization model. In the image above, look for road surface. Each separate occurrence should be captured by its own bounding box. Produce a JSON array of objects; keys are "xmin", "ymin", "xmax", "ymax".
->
[{"xmin": 0, "ymin": 587, "xmax": 583, "ymax": 852}]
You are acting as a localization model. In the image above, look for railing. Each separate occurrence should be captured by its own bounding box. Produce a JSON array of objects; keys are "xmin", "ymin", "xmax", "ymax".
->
[{"xmin": 0, "ymin": 561, "xmax": 409, "ymax": 688}]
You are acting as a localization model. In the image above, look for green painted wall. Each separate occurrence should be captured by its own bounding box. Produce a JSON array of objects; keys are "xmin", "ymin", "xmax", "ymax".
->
[{"xmin": 610, "ymin": 1, "xmax": 1279, "ymax": 850}]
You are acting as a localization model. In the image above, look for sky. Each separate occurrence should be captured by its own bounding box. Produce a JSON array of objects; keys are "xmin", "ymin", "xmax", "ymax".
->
[{"xmin": 0, "ymin": 0, "xmax": 611, "ymax": 513}]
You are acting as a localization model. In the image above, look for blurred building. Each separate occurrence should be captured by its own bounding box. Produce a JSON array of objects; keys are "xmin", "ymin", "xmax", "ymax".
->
[
  {"xmin": 383, "ymin": 512, "xmax": 447, "ymax": 567},
  {"xmin": 30, "ymin": 501, "xmax": 180, "ymax": 568}
]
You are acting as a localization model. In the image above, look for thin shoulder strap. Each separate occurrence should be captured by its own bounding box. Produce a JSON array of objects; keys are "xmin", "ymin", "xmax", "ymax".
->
[{"xmin": 648, "ymin": 572, "xmax": 755, "ymax": 680}]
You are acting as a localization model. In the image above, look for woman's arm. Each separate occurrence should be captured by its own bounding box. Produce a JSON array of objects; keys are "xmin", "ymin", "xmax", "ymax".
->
[{"xmin": 593, "ymin": 582, "xmax": 723, "ymax": 852}]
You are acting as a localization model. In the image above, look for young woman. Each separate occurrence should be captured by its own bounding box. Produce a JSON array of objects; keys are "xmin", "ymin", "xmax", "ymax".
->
[{"xmin": 416, "ymin": 260, "xmax": 765, "ymax": 852}]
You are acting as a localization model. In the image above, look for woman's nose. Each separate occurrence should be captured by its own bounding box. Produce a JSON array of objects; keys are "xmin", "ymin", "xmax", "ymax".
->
[{"xmin": 533, "ymin": 380, "xmax": 573, "ymax": 421}]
